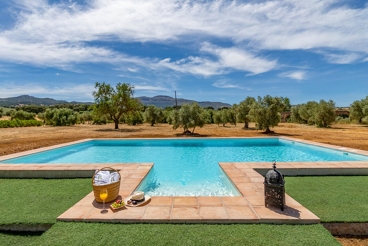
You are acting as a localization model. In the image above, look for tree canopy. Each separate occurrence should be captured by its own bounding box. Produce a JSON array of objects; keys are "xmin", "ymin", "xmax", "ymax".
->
[
  {"xmin": 169, "ymin": 103, "xmax": 209, "ymax": 134},
  {"xmin": 144, "ymin": 105, "xmax": 164, "ymax": 126},
  {"xmin": 237, "ymin": 97, "xmax": 256, "ymax": 128},
  {"xmin": 92, "ymin": 82, "xmax": 142, "ymax": 129},
  {"xmin": 350, "ymin": 96, "xmax": 368, "ymax": 124},
  {"xmin": 249, "ymin": 95, "xmax": 285, "ymax": 133},
  {"xmin": 291, "ymin": 100, "xmax": 336, "ymax": 127}
]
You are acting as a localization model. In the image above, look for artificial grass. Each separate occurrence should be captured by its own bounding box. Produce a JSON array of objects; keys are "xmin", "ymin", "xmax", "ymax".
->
[
  {"xmin": 0, "ymin": 231, "xmax": 42, "ymax": 246},
  {"xmin": 28, "ymin": 222, "xmax": 339, "ymax": 246},
  {"xmin": 285, "ymin": 176, "xmax": 368, "ymax": 222},
  {"xmin": 2, "ymin": 176, "xmax": 368, "ymax": 245},
  {"xmin": 0, "ymin": 179, "xmax": 91, "ymax": 225}
]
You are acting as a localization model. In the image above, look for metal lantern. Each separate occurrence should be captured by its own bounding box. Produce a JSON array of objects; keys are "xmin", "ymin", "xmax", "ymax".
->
[{"xmin": 264, "ymin": 161, "xmax": 285, "ymax": 211}]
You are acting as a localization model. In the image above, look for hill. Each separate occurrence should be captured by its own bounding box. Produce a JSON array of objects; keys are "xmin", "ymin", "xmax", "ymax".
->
[
  {"xmin": 0, "ymin": 95, "xmax": 231, "ymax": 109},
  {"xmin": 137, "ymin": 95, "xmax": 231, "ymax": 109},
  {"xmin": 0, "ymin": 95, "xmax": 72, "ymax": 107}
]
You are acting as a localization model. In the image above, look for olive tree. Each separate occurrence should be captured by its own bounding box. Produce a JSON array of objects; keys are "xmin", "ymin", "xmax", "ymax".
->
[
  {"xmin": 219, "ymin": 108, "xmax": 237, "ymax": 126},
  {"xmin": 249, "ymin": 95, "xmax": 285, "ymax": 133},
  {"xmin": 213, "ymin": 111, "xmax": 222, "ymax": 126},
  {"xmin": 350, "ymin": 96, "xmax": 368, "ymax": 124},
  {"xmin": 44, "ymin": 108, "xmax": 78, "ymax": 126},
  {"xmin": 298, "ymin": 101, "xmax": 319, "ymax": 124},
  {"xmin": 92, "ymin": 82, "xmax": 141, "ymax": 129},
  {"xmin": 292, "ymin": 100, "xmax": 336, "ymax": 127},
  {"xmin": 237, "ymin": 97, "xmax": 256, "ymax": 128},
  {"xmin": 290, "ymin": 105, "xmax": 305, "ymax": 124},
  {"xmin": 314, "ymin": 100, "xmax": 336, "ymax": 127},
  {"xmin": 169, "ymin": 103, "xmax": 208, "ymax": 134},
  {"xmin": 144, "ymin": 105, "xmax": 164, "ymax": 126}
]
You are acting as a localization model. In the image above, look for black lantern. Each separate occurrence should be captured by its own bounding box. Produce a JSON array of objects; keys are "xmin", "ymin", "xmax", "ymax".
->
[{"xmin": 264, "ymin": 161, "xmax": 285, "ymax": 211}]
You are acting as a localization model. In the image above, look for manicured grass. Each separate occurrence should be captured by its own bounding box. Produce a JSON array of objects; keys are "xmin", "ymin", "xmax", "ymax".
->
[
  {"xmin": 2, "ymin": 176, "xmax": 368, "ymax": 245},
  {"xmin": 0, "ymin": 231, "xmax": 42, "ymax": 246},
  {"xmin": 29, "ymin": 222, "xmax": 339, "ymax": 246},
  {"xmin": 0, "ymin": 179, "xmax": 91, "ymax": 224},
  {"xmin": 285, "ymin": 176, "xmax": 368, "ymax": 222}
]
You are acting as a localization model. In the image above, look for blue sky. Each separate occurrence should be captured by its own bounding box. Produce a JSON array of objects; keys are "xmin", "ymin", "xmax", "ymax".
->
[{"xmin": 0, "ymin": 0, "xmax": 367, "ymax": 106}]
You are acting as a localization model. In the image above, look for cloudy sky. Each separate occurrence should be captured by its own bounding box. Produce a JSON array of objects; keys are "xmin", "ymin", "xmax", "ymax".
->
[{"xmin": 0, "ymin": 0, "xmax": 367, "ymax": 106}]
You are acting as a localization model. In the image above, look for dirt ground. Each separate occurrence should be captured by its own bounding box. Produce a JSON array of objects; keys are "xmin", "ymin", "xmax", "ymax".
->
[
  {"xmin": 0, "ymin": 122, "xmax": 368, "ymax": 245},
  {"xmin": 1, "ymin": 122, "xmax": 368, "ymax": 156}
]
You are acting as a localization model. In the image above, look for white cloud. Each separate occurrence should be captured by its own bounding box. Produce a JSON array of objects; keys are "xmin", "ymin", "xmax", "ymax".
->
[
  {"xmin": 127, "ymin": 67, "xmax": 139, "ymax": 73},
  {"xmin": 212, "ymin": 80, "xmax": 241, "ymax": 89},
  {"xmin": 134, "ymin": 84, "xmax": 170, "ymax": 91},
  {"xmin": 3, "ymin": 0, "xmax": 367, "ymax": 51},
  {"xmin": 279, "ymin": 71, "xmax": 307, "ymax": 81},
  {"xmin": 320, "ymin": 52, "xmax": 362, "ymax": 64},
  {"xmin": 154, "ymin": 43, "xmax": 277, "ymax": 76},
  {"xmin": 201, "ymin": 43, "xmax": 278, "ymax": 74},
  {"xmin": 0, "ymin": 0, "xmax": 367, "ymax": 72}
]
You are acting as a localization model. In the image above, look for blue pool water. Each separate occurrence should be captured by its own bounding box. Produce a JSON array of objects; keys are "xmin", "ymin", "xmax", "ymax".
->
[{"xmin": 2, "ymin": 138, "xmax": 368, "ymax": 196}]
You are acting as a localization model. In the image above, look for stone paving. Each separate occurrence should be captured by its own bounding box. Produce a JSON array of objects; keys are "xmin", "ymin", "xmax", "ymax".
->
[{"xmin": 0, "ymin": 137, "xmax": 368, "ymax": 224}]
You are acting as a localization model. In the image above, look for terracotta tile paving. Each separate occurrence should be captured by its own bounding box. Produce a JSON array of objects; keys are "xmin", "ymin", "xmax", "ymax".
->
[{"xmin": 1, "ymin": 137, "xmax": 368, "ymax": 224}]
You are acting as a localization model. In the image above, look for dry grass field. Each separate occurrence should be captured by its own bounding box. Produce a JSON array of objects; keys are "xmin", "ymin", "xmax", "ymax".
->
[{"xmin": 1, "ymin": 122, "xmax": 367, "ymax": 157}]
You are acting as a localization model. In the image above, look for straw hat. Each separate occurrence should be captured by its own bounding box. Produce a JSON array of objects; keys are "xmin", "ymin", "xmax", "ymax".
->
[{"xmin": 125, "ymin": 191, "xmax": 151, "ymax": 207}]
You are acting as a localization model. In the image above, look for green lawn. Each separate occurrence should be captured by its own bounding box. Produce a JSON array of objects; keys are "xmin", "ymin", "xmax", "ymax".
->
[
  {"xmin": 28, "ymin": 223, "xmax": 339, "ymax": 246},
  {"xmin": 0, "ymin": 179, "xmax": 91, "ymax": 224},
  {"xmin": 3, "ymin": 176, "xmax": 368, "ymax": 245},
  {"xmin": 0, "ymin": 231, "xmax": 42, "ymax": 246},
  {"xmin": 285, "ymin": 176, "xmax": 368, "ymax": 222}
]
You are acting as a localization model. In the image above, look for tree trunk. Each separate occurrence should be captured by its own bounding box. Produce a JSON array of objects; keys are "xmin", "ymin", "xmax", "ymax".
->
[
  {"xmin": 244, "ymin": 122, "xmax": 249, "ymax": 128},
  {"xmin": 151, "ymin": 120, "xmax": 154, "ymax": 126},
  {"xmin": 264, "ymin": 127, "xmax": 271, "ymax": 133},
  {"xmin": 114, "ymin": 120, "xmax": 119, "ymax": 129}
]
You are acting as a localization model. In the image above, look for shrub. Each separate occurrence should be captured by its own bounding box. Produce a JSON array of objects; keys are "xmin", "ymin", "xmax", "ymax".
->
[
  {"xmin": 0, "ymin": 119, "xmax": 42, "ymax": 128},
  {"xmin": 44, "ymin": 108, "xmax": 79, "ymax": 126},
  {"xmin": 11, "ymin": 110, "xmax": 36, "ymax": 120},
  {"xmin": 335, "ymin": 116, "xmax": 351, "ymax": 124}
]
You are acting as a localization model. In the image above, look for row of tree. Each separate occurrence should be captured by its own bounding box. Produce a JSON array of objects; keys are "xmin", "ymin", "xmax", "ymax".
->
[
  {"xmin": 1, "ymin": 82, "xmax": 367, "ymax": 132},
  {"xmin": 92, "ymin": 82, "xmax": 368, "ymax": 133}
]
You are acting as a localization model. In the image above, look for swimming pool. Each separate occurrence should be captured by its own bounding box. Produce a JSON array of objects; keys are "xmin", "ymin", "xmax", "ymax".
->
[{"xmin": 2, "ymin": 138, "xmax": 368, "ymax": 196}]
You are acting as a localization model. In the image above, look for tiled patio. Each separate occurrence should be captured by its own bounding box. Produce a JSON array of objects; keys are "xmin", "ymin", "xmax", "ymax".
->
[{"xmin": 0, "ymin": 137, "xmax": 368, "ymax": 224}]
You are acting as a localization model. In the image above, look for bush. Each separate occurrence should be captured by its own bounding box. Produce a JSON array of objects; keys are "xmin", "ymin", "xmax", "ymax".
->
[
  {"xmin": 0, "ymin": 119, "xmax": 42, "ymax": 128},
  {"xmin": 11, "ymin": 110, "xmax": 36, "ymax": 120},
  {"xmin": 44, "ymin": 108, "xmax": 79, "ymax": 126},
  {"xmin": 335, "ymin": 116, "xmax": 351, "ymax": 124}
]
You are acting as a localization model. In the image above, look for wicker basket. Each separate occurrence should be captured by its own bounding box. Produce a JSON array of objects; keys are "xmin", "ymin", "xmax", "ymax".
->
[{"xmin": 92, "ymin": 167, "xmax": 121, "ymax": 203}]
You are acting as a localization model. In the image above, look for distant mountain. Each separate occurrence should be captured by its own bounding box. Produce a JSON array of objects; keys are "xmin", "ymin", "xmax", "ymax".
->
[
  {"xmin": 0, "ymin": 95, "xmax": 89, "ymax": 107},
  {"xmin": 0, "ymin": 95, "xmax": 231, "ymax": 109},
  {"xmin": 137, "ymin": 95, "xmax": 231, "ymax": 109}
]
